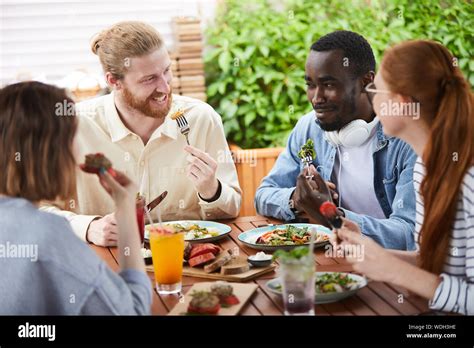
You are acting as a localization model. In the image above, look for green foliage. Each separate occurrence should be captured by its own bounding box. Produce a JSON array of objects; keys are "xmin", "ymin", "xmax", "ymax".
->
[{"xmin": 204, "ymin": 0, "xmax": 474, "ymax": 149}]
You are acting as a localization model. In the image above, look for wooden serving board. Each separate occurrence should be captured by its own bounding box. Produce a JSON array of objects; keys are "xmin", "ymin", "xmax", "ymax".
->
[
  {"xmin": 168, "ymin": 282, "xmax": 258, "ymax": 316},
  {"xmin": 146, "ymin": 262, "xmax": 275, "ymax": 282}
]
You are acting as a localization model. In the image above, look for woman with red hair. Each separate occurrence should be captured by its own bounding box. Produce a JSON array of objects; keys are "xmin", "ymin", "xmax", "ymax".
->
[{"xmin": 336, "ymin": 40, "xmax": 473, "ymax": 314}]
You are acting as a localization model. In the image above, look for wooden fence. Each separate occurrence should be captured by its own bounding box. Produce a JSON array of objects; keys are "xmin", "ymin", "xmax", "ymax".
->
[
  {"xmin": 231, "ymin": 147, "xmax": 284, "ymax": 216},
  {"xmin": 170, "ymin": 17, "xmax": 207, "ymax": 101}
]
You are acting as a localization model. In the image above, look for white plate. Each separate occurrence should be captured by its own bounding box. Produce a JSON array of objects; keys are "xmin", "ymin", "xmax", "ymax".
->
[
  {"xmin": 145, "ymin": 220, "xmax": 231, "ymax": 243},
  {"xmin": 265, "ymin": 272, "xmax": 367, "ymax": 304},
  {"xmin": 238, "ymin": 224, "xmax": 332, "ymax": 251}
]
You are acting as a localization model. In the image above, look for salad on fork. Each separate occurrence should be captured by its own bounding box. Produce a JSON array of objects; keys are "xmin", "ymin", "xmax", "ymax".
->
[{"xmin": 297, "ymin": 139, "xmax": 316, "ymax": 179}]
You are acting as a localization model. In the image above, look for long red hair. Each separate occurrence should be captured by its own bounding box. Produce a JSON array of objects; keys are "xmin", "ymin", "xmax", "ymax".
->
[{"xmin": 381, "ymin": 40, "xmax": 474, "ymax": 274}]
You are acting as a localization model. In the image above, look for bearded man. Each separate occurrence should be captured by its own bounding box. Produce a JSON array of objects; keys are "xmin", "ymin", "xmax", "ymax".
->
[{"xmin": 42, "ymin": 21, "xmax": 241, "ymax": 246}]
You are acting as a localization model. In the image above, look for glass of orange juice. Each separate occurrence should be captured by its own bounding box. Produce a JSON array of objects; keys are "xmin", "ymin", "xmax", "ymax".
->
[{"xmin": 149, "ymin": 226, "xmax": 184, "ymax": 294}]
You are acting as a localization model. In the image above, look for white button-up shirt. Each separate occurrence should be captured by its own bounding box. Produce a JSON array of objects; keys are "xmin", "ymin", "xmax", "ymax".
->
[{"xmin": 41, "ymin": 93, "xmax": 241, "ymax": 241}]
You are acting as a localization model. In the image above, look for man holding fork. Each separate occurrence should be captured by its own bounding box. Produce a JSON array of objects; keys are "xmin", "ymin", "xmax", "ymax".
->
[
  {"xmin": 41, "ymin": 21, "xmax": 241, "ymax": 246},
  {"xmin": 255, "ymin": 30, "xmax": 417, "ymax": 250}
]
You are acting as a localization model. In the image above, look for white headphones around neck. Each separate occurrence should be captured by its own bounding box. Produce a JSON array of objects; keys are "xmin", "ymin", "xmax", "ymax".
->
[{"xmin": 324, "ymin": 117, "xmax": 379, "ymax": 148}]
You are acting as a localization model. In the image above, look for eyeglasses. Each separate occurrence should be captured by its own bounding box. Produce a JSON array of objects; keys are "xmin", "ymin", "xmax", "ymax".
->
[
  {"xmin": 365, "ymin": 82, "xmax": 420, "ymax": 104},
  {"xmin": 365, "ymin": 82, "xmax": 391, "ymax": 95}
]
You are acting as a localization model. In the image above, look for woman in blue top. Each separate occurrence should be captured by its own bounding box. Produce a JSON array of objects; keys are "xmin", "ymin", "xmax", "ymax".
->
[{"xmin": 0, "ymin": 81, "xmax": 152, "ymax": 314}]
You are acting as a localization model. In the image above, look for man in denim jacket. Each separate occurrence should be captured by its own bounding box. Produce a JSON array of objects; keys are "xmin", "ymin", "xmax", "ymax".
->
[{"xmin": 255, "ymin": 31, "xmax": 416, "ymax": 250}]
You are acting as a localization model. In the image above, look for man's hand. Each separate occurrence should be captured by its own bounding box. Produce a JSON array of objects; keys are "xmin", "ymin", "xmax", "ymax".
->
[
  {"xmin": 293, "ymin": 166, "xmax": 338, "ymax": 210},
  {"xmin": 327, "ymin": 181, "xmax": 339, "ymax": 202},
  {"xmin": 184, "ymin": 145, "xmax": 219, "ymax": 200},
  {"xmin": 293, "ymin": 165, "xmax": 333, "ymax": 224},
  {"xmin": 87, "ymin": 213, "xmax": 118, "ymax": 246}
]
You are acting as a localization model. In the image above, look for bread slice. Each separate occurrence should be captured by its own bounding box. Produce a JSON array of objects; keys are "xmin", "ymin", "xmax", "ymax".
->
[
  {"xmin": 203, "ymin": 249, "xmax": 233, "ymax": 273},
  {"xmin": 220, "ymin": 257, "xmax": 250, "ymax": 275}
]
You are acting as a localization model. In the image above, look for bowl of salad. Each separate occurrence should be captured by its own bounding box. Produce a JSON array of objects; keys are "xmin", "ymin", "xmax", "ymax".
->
[
  {"xmin": 145, "ymin": 220, "xmax": 231, "ymax": 243},
  {"xmin": 265, "ymin": 271, "xmax": 367, "ymax": 304},
  {"xmin": 238, "ymin": 224, "xmax": 332, "ymax": 251}
]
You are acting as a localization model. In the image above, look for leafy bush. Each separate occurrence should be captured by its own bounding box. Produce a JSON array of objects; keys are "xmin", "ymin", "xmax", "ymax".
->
[{"xmin": 204, "ymin": 0, "xmax": 474, "ymax": 149}]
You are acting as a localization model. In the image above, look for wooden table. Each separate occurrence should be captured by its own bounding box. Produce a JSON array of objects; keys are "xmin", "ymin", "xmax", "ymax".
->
[{"xmin": 91, "ymin": 215, "xmax": 429, "ymax": 315}]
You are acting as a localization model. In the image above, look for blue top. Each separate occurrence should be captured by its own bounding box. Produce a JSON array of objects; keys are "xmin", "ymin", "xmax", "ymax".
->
[
  {"xmin": 255, "ymin": 111, "xmax": 417, "ymax": 250},
  {"xmin": 0, "ymin": 197, "xmax": 152, "ymax": 315}
]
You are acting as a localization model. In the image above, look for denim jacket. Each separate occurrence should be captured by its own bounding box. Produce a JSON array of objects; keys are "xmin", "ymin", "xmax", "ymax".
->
[{"xmin": 255, "ymin": 111, "xmax": 417, "ymax": 250}]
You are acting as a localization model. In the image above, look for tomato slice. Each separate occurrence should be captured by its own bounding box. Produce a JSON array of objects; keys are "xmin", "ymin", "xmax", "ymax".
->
[
  {"xmin": 221, "ymin": 295, "xmax": 240, "ymax": 306},
  {"xmin": 187, "ymin": 303, "xmax": 221, "ymax": 315}
]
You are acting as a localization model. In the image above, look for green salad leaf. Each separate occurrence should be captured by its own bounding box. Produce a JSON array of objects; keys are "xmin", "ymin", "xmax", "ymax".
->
[{"xmin": 297, "ymin": 139, "xmax": 316, "ymax": 160}]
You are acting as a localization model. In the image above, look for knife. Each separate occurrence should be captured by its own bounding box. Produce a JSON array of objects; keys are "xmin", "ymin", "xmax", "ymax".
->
[{"xmin": 146, "ymin": 191, "xmax": 168, "ymax": 212}]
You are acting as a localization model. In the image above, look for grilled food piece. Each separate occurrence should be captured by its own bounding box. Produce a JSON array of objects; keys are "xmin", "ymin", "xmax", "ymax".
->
[
  {"xmin": 187, "ymin": 291, "xmax": 220, "ymax": 315},
  {"xmin": 80, "ymin": 153, "xmax": 116, "ymax": 176},
  {"xmin": 211, "ymin": 282, "xmax": 240, "ymax": 306},
  {"xmin": 188, "ymin": 252, "xmax": 216, "ymax": 267},
  {"xmin": 188, "ymin": 243, "xmax": 220, "ymax": 259},
  {"xmin": 170, "ymin": 109, "xmax": 185, "ymax": 120},
  {"xmin": 183, "ymin": 242, "xmax": 192, "ymax": 260}
]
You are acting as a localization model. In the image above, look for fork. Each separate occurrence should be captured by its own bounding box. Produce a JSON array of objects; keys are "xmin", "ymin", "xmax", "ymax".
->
[
  {"xmin": 175, "ymin": 114, "xmax": 190, "ymax": 145},
  {"xmin": 301, "ymin": 155, "xmax": 314, "ymax": 180},
  {"xmin": 171, "ymin": 107, "xmax": 194, "ymax": 145}
]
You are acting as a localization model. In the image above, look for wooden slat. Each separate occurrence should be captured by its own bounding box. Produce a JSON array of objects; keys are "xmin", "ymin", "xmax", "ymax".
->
[
  {"xmin": 250, "ymin": 288, "xmax": 282, "ymax": 315},
  {"xmin": 174, "ymin": 17, "xmax": 201, "ymax": 25},
  {"xmin": 341, "ymin": 295, "xmax": 377, "ymax": 315},
  {"xmin": 180, "ymin": 85, "xmax": 206, "ymax": 93},
  {"xmin": 387, "ymin": 284, "xmax": 429, "ymax": 312},
  {"xmin": 231, "ymin": 215, "xmax": 271, "ymax": 223},
  {"xmin": 367, "ymin": 282, "xmax": 421, "ymax": 315},
  {"xmin": 355, "ymin": 286, "xmax": 401, "ymax": 315},
  {"xmin": 264, "ymin": 157, "xmax": 276, "ymax": 174},
  {"xmin": 180, "ymin": 75, "xmax": 205, "ymax": 86},
  {"xmin": 171, "ymin": 77, "xmax": 180, "ymax": 88},
  {"xmin": 253, "ymin": 160, "xmax": 266, "ymax": 193},
  {"xmin": 178, "ymin": 58, "xmax": 204, "ymax": 70},
  {"xmin": 176, "ymin": 41, "xmax": 203, "ymax": 53},
  {"xmin": 228, "ymin": 223, "xmax": 260, "ymax": 256},
  {"xmin": 90, "ymin": 245, "xmax": 120, "ymax": 272},
  {"xmin": 170, "ymin": 16, "xmax": 207, "ymax": 102},
  {"xmin": 177, "ymin": 34, "xmax": 202, "ymax": 42},
  {"xmin": 182, "ymin": 92, "xmax": 206, "ymax": 101},
  {"xmin": 159, "ymin": 284, "xmax": 191, "ymax": 312},
  {"xmin": 172, "ymin": 51, "xmax": 202, "ymax": 59},
  {"xmin": 320, "ymin": 301, "xmax": 354, "ymax": 316},
  {"xmin": 175, "ymin": 25, "xmax": 201, "ymax": 34},
  {"xmin": 231, "ymin": 148, "xmax": 284, "ymax": 216},
  {"xmin": 241, "ymin": 163, "xmax": 254, "ymax": 216},
  {"xmin": 174, "ymin": 69, "xmax": 204, "ymax": 77},
  {"xmin": 315, "ymin": 252, "xmax": 339, "ymax": 266}
]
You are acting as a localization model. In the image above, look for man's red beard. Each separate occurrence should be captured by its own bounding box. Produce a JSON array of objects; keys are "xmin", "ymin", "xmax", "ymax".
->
[{"xmin": 122, "ymin": 87, "xmax": 173, "ymax": 119}]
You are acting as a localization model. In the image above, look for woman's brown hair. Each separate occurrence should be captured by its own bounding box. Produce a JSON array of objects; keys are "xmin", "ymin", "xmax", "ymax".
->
[
  {"xmin": 381, "ymin": 40, "xmax": 474, "ymax": 274},
  {"xmin": 0, "ymin": 81, "xmax": 78, "ymax": 203}
]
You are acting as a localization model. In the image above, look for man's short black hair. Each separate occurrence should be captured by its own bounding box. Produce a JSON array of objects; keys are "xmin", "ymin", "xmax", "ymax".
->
[{"xmin": 310, "ymin": 30, "xmax": 376, "ymax": 78}]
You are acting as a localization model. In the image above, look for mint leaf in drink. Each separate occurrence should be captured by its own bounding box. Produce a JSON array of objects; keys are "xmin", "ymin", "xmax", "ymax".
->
[{"xmin": 273, "ymin": 246, "xmax": 310, "ymax": 262}]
